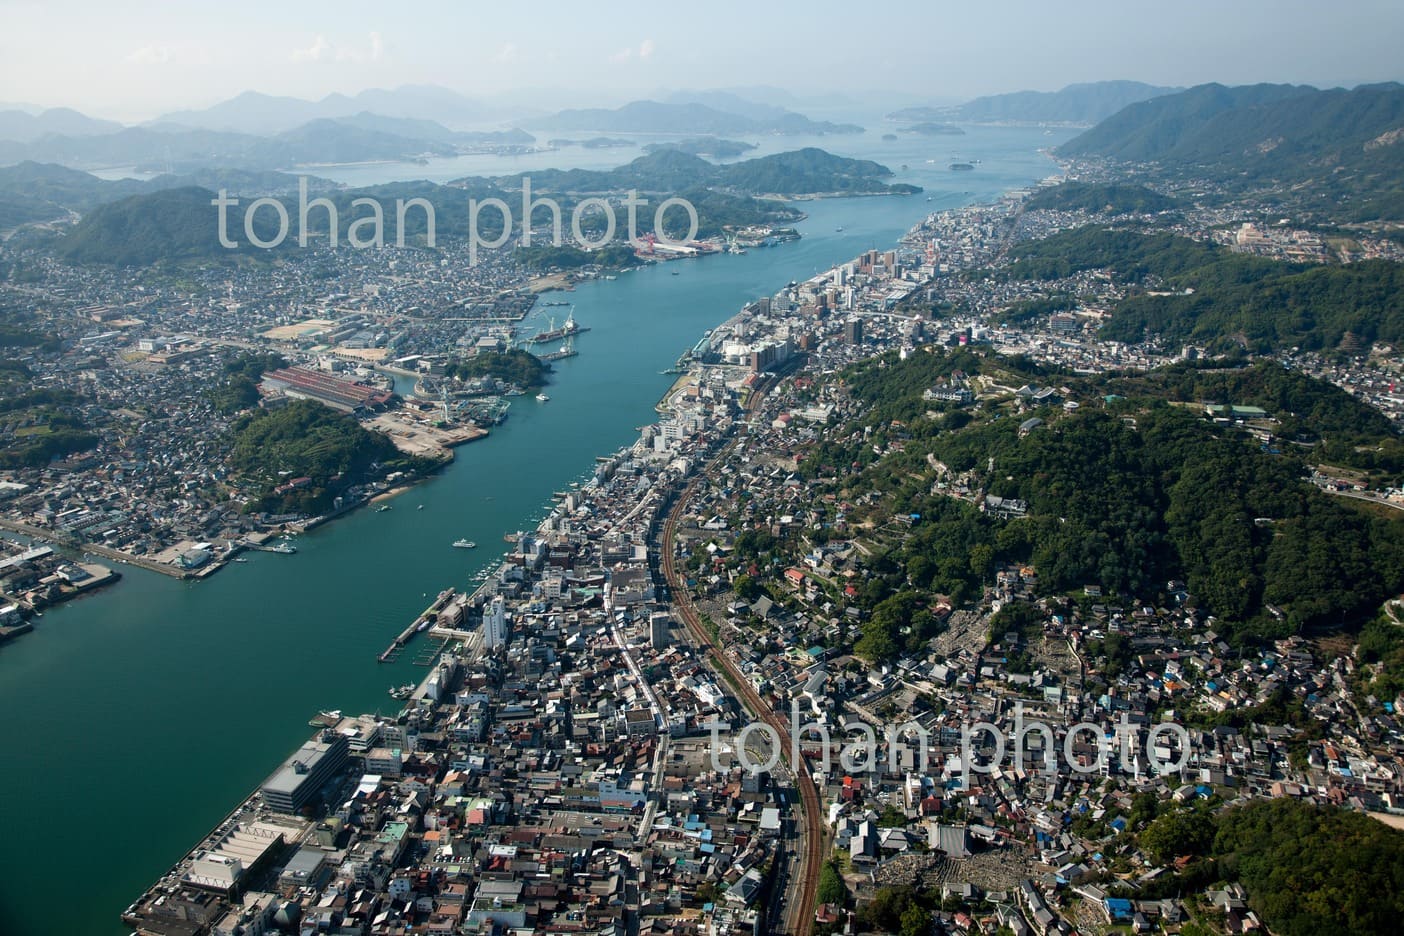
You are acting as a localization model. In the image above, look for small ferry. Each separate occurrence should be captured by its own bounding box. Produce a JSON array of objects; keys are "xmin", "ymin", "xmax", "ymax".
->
[{"xmin": 453, "ymin": 539, "xmax": 477, "ymax": 549}]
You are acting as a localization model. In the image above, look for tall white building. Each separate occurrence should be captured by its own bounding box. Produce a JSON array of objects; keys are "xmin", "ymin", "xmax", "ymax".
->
[{"xmin": 483, "ymin": 595, "xmax": 508, "ymax": 650}]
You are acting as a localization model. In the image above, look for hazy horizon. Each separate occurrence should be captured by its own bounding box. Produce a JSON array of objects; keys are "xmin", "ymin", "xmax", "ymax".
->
[{"xmin": 2, "ymin": 0, "xmax": 1402, "ymax": 122}]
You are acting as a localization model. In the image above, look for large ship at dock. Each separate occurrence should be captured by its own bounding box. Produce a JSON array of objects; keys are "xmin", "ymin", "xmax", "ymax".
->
[
  {"xmin": 529, "ymin": 311, "xmax": 589, "ymax": 344},
  {"xmin": 541, "ymin": 337, "xmax": 578, "ymax": 362}
]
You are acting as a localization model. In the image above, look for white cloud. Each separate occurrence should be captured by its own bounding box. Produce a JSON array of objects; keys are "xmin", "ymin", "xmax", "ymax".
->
[
  {"xmin": 609, "ymin": 39, "xmax": 657, "ymax": 64},
  {"xmin": 125, "ymin": 45, "xmax": 172, "ymax": 66},
  {"xmin": 292, "ymin": 33, "xmax": 386, "ymax": 65},
  {"xmin": 291, "ymin": 35, "xmax": 330, "ymax": 63},
  {"xmin": 494, "ymin": 42, "xmax": 518, "ymax": 64}
]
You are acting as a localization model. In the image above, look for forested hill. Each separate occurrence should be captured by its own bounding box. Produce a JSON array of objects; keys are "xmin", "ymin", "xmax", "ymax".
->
[
  {"xmin": 1022, "ymin": 181, "xmax": 1180, "ymax": 214},
  {"xmin": 1206, "ymin": 798, "xmax": 1404, "ymax": 935},
  {"xmin": 490, "ymin": 147, "xmax": 919, "ymax": 197},
  {"xmin": 54, "ymin": 187, "xmax": 288, "ymax": 267},
  {"xmin": 1057, "ymin": 82, "xmax": 1404, "ymax": 220},
  {"xmin": 1063, "ymin": 80, "xmax": 1404, "ymax": 167},
  {"xmin": 999, "ymin": 226, "xmax": 1404, "ymax": 352},
  {"xmin": 890, "ymin": 80, "xmax": 1180, "ymax": 125},
  {"xmin": 791, "ymin": 348, "xmax": 1404, "ymax": 656},
  {"xmin": 227, "ymin": 399, "xmax": 421, "ymax": 515},
  {"xmin": 39, "ymin": 147, "xmax": 889, "ymax": 267}
]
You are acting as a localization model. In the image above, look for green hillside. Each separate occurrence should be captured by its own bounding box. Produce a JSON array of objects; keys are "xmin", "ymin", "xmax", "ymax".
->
[
  {"xmin": 1002, "ymin": 226, "xmax": 1404, "ymax": 352},
  {"xmin": 1058, "ymin": 82, "xmax": 1404, "ymax": 220}
]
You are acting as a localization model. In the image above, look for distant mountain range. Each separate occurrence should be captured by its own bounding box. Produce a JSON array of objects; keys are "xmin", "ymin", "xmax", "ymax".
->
[
  {"xmin": 0, "ymin": 107, "xmax": 124, "ymax": 142},
  {"xmin": 0, "ymin": 86, "xmax": 859, "ymax": 172},
  {"xmin": 152, "ymin": 85, "xmax": 515, "ymax": 134},
  {"xmin": 524, "ymin": 100, "xmax": 863, "ymax": 136},
  {"xmin": 889, "ymin": 80, "xmax": 1181, "ymax": 126},
  {"xmin": 3, "ymin": 144, "xmax": 916, "ymax": 263},
  {"xmin": 0, "ymin": 86, "xmax": 541, "ymax": 173},
  {"xmin": 661, "ymin": 91, "xmax": 800, "ymax": 124},
  {"xmin": 0, "ymin": 117, "xmax": 536, "ymax": 174},
  {"xmin": 1057, "ymin": 82, "xmax": 1404, "ymax": 220}
]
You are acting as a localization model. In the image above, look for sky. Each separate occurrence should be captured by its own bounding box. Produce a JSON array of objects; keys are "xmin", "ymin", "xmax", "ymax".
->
[{"xmin": 1, "ymin": 0, "xmax": 1401, "ymax": 121}]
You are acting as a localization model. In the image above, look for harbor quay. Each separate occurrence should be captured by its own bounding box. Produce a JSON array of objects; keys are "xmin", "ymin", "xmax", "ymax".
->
[
  {"xmin": 118, "ymin": 187, "xmax": 1402, "ymax": 936},
  {"xmin": 119, "ymin": 221, "xmax": 951, "ymax": 936}
]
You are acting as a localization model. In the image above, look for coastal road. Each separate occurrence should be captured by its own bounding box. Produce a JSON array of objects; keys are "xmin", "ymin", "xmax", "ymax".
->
[{"xmin": 659, "ymin": 374, "xmax": 826, "ymax": 936}]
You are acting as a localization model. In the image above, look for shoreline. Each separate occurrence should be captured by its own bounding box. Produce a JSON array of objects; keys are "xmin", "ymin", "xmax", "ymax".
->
[
  {"xmin": 114, "ymin": 153, "xmax": 1068, "ymax": 931},
  {"xmin": 0, "ymin": 152, "xmax": 1044, "ymax": 613}
]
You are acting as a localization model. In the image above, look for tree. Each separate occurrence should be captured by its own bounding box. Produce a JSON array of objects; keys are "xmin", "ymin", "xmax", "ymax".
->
[
  {"xmin": 854, "ymin": 619, "xmax": 899, "ymax": 665},
  {"xmin": 733, "ymin": 574, "xmax": 762, "ymax": 602},
  {"xmin": 900, "ymin": 903, "xmax": 931, "ymax": 936},
  {"xmin": 816, "ymin": 861, "xmax": 847, "ymax": 906},
  {"xmin": 1140, "ymin": 808, "xmax": 1217, "ymax": 864},
  {"xmin": 968, "ymin": 543, "xmax": 994, "ymax": 580}
]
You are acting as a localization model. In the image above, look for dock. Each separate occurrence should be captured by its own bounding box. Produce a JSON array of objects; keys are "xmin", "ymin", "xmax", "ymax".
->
[
  {"xmin": 413, "ymin": 635, "xmax": 451, "ymax": 665},
  {"xmin": 378, "ymin": 588, "xmax": 457, "ymax": 663},
  {"xmin": 0, "ymin": 517, "xmax": 194, "ymax": 579},
  {"xmin": 242, "ymin": 540, "xmax": 297, "ymax": 553}
]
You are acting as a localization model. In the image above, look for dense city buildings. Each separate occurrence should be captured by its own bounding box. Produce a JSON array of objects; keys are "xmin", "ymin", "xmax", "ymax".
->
[
  {"xmin": 109, "ymin": 168, "xmax": 1404, "ymax": 936},
  {"xmin": 4, "ymin": 26, "xmax": 1404, "ymax": 928}
]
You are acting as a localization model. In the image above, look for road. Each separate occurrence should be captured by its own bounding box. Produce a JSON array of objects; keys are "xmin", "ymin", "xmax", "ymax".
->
[
  {"xmin": 1320, "ymin": 487, "xmax": 1404, "ymax": 511},
  {"xmin": 0, "ymin": 517, "xmax": 192, "ymax": 579},
  {"xmin": 659, "ymin": 372, "xmax": 826, "ymax": 936}
]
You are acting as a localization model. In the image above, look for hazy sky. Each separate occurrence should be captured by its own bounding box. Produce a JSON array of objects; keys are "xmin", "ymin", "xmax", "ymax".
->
[{"xmin": 2, "ymin": 0, "xmax": 1400, "ymax": 120}]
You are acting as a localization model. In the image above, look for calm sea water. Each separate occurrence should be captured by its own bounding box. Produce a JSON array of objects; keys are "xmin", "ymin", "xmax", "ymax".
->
[{"xmin": 1, "ymin": 125, "xmax": 1073, "ymax": 933}]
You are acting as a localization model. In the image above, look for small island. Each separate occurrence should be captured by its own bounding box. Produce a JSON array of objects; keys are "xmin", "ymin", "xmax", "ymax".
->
[{"xmin": 901, "ymin": 121, "xmax": 966, "ymax": 136}]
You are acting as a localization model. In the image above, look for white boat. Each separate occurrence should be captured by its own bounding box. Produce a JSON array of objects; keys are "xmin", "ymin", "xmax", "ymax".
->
[
  {"xmin": 453, "ymin": 539, "xmax": 477, "ymax": 549},
  {"xmin": 536, "ymin": 393, "xmax": 550, "ymax": 402}
]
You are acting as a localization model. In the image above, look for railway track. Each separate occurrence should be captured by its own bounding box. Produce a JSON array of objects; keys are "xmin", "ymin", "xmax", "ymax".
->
[{"xmin": 659, "ymin": 374, "xmax": 825, "ymax": 936}]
